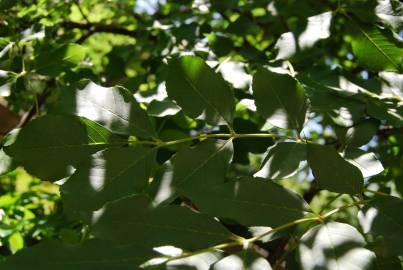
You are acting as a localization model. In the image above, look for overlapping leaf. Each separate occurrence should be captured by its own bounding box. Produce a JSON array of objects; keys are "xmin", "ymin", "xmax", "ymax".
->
[
  {"xmin": 298, "ymin": 222, "xmax": 376, "ymax": 270},
  {"xmin": 191, "ymin": 177, "xmax": 311, "ymax": 227},
  {"xmin": 62, "ymin": 146, "xmax": 157, "ymax": 216},
  {"xmin": 307, "ymin": 144, "xmax": 363, "ymax": 194},
  {"xmin": 255, "ymin": 142, "xmax": 306, "ymax": 179},
  {"xmin": 92, "ymin": 195, "xmax": 232, "ymax": 251},
  {"xmin": 352, "ymin": 26, "xmax": 403, "ymax": 72},
  {"xmin": 0, "ymin": 239, "xmax": 155, "ymax": 270},
  {"xmin": 5, "ymin": 115, "xmax": 122, "ymax": 181},
  {"xmin": 252, "ymin": 67, "xmax": 307, "ymax": 130},
  {"xmin": 35, "ymin": 44, "xmax": 85, "ymax": 76},
  {"xmin": 358, "ymin": 196, "xmax": 403, "ymax": 257},
  {"xmin": 170, "ymin": 139, "xmax": 233, "ymax": 197},
  {"xmin": 344, "ymin": 148, "xmax": 384, "ymax": 178},
  {"xmin": 166, "ymin": 56, "xmax": 235, "ymax": 126},
  {"xmin": 274, "ymin": 12, "xmax": 332, "ymax": 60},
  {"xmin": 56, "ymin": 80, "xmax": 156, "ymax": 138}
]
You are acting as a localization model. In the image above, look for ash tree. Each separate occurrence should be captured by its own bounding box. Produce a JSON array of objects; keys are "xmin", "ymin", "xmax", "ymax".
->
[{"xmin": 0, "ymin": 0, "xmax": 402, "ymax": 269}]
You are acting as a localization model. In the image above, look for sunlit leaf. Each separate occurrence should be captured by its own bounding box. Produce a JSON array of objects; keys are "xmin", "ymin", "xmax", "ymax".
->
[{"xmin": 298, "ymin": 222, "xmax": 376, "ymax": 270}]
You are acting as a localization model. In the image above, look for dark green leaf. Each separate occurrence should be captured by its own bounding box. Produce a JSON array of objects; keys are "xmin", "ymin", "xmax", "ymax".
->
[
  {"xmin": 191, "ymin": 177, "xmax": 311, "ymax": 227},
  {"xmin": 0, "ymin": 128, "xmax": 18, "ymax": 175},
  {"xmin": 336, "ymin": 119, "xmax": 380, "ymax": 147},
  {"xmin": 298, "ymin": 222, "xmax": 376, "ymax": 270},
  {"xmin": 5, "ymin": 115, "xmax": 121, "ymax": 181},
  {"xmin": 56, "ymin": 80, "xmax": 156, "ymax": 138},
  {"xmin": 252, "ymin": 67, "xmax": 307, "ymax": 130},
  {"xmin": 255, "ymin": 142, "xmax": 306, "ymax": 179},
  {"xmin": 166, "ymin": 56, "xmax": 235, "ymax": 126},
  {"xmin": 62, "ymin": 146, "xmax": 157, "ymax": 216},
  {"xmin": 147, "ymin": 99, "xmax": 181, "ymax": 117},
  {"xmin": 35, "ymin": 44, "xmax": 85, "ymax": 76},
  {"xmin": 307, "ymin": 144, "xmax": 363, "ymax": 194},
  {"xmin": 92, "ymin": 196, "xmax": 231, "ymax": 250},
  {"xmin": 358, "ymin": 196, "xmax": 403, "ymax": 257},
  {"xmin": 367, "ymin": 100, "xmax": 403, "ymax": 127},
  {"xmin": 171, "ymin": 139, "xmax": 233, "ymax": 197},
  {"xmin": 307, "ymin": 91, "xmax": 366, "ymax": 127},
  {"xmin": 0, "ymin": 239, "xmax": 155, "ymax": 270}
]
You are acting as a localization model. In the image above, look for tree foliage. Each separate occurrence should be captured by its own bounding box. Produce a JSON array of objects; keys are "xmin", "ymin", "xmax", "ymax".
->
[{"xmin": 0, "ymin": 0, "xmax": 402, "ymax": 269}]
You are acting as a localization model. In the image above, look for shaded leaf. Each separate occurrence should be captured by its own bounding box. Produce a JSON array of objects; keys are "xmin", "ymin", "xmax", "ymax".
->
[
  {"xmin": 166, "ymin": 56, "xmax": 235, "ymax": 126},
  {"xmin": 298, "ymin": 222, "xmax": 376, "ymax": 270},
  {"xmin": 336, "ymin": 119, "xmax": 380, "ymax": 147},
  {"xmin": 5, "ymin": 115, "xmax": 121, "ymax": 181},
  {"xmin": 191, "ymin": 177, "xmax": 311, "ymax": 227},
  {"xmin": 254, "ymin": 142, "xmax": 306, "ymax": 179},
  {"xmin": 171, "ymin": 139, "xmax": 233, "ymax": 197},
  {"xmin": 56, "ymin": 80, "xmax": 156, "ymax": 138},
  {"xmin": 367, "ymin": 100, "xmax": 403, "ymax": 127},
  {"xmin": 0, "ymin": 128, "xmax": 18, "ymax": 175},
  {"xmin": 358, "ymin": 196, "xmax": 403, "ymax": 257},
  {"xmin": 307, "ymin": 91, "xmax": 366, "ymax": 127},
  {"xmin": 0, "ymin": 239, "xmax": 155, "ymax": 270},
  {"xmin": 252, "ymin": 67, "xmax": 307, "ymax": 130},
  {"xmin": 62, "ymin": 146, "xmax": 157, "ymax": 216},
  {"xmin": 35, "ymin": 44, "xmax": 85, "ymax": 76},
  {"xmin": 147, "ymin": 99, "xmax": 181, "ymax": 117},
  {"xmin": 92, "ymin": 196, "xmax": 231, "ymax": 250},
  {"xmin": 307, "ymin": 144, "xmax": 363, "ymax": 194}
]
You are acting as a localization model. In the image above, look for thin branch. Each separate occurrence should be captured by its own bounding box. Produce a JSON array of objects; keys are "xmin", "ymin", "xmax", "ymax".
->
[
  {"xmin": 61, "ymin": 21, "xmax": 138, "ymax": 43},
  {"xmin": 148, "ymin": 199, "xmax": 368, "ymax": 267}
]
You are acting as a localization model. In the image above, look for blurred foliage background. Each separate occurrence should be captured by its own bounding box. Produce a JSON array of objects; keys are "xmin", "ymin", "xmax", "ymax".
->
[{"xmin": 0, "ymin": 0, "xmax": 402, "ymax": 266}]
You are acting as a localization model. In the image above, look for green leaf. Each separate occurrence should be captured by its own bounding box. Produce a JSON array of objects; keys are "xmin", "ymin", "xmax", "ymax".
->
[
  {"xmin": 56, "ymin": 80, "xmax": 156, "ymax": 138},
  {"xmin": 35, "ymin": 44, "xmax": 85, "ymax": 76},
  {"xmin": 211, "ymin": 249, "xmax": 271, "ymax": 270},
  {"xmin": 307, "ymin": 144, "xmax": 363, "ymax": 194},
  {"xmin": 344, "ymin": 148, "xmax": 384, "ymax": 178},
  {"xmin": 92, "ymin": 196, "xmax": 231, "ymax": 250},
  {"xmin": 298, "ymin": 70, "xmax": 369, "ymax": 97},
  {"xmin": 367, "ymin": 100, "xmax": 403, "ymax": 127},
  {"xmin": 0, "ymin": 128, "xmax": 18, "ymax": 175},
  {"xmin": 352, "ymin": 26, "xmax": 403, "ymax": 72},
  {"xmin": 62, "ymin": 146, "xmax": 157, "ymax": 216},
  {"xmin": 358, "ymin": 196, "xmax": 403, "ymax": 257},
  {"xmin": 210, "ymin": 0, "xmax": 238, "ymax": 11},
  {"xmin": 166, "ymin": 56, "xmax": 235, "ymax": 126},
  {"xmin": 252, "ymin": 67, "xmax": 307, "ymax": 130},
  {"xmin": 147, "ymin": 99, "xmax": 181, "ymax": 117},
  {"xmin": 307, "ymin": 91, "xmax": 366, "ymax": 127},
  {"xmin": 298, "ymin": 222, "xmax": 376, "ymax": 270},
  {"xmin": 336, "ymin": 119, "xmax": 380, "ymax": 147},
  {"xmin": 5, "ymin": 115, "xmax": 121, "ymax": 181},
  {"xmin": 274, "ymin": 12, "xmax": 332, "ymax": 60},
  {"xmin": 171, "ymin": 139, "xmax": 233, "ymax": 197},
  {"xmin": 8, "ymin": 232, "xmax": 24, "ymax": 254},
  {"xmin": 254, "ymin": 142, "xmax": 306, "ymax": 179},
  {"xmin": 191, "ymin": 177, "xmax": 311, "ymax": 227},
  {"xmin": 0, "ymin": 239, "xmax": 155, "ymax": 270},
  {"xmin": 0, "ymin": 0, "xmax": 16, "ymax": 10}
]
